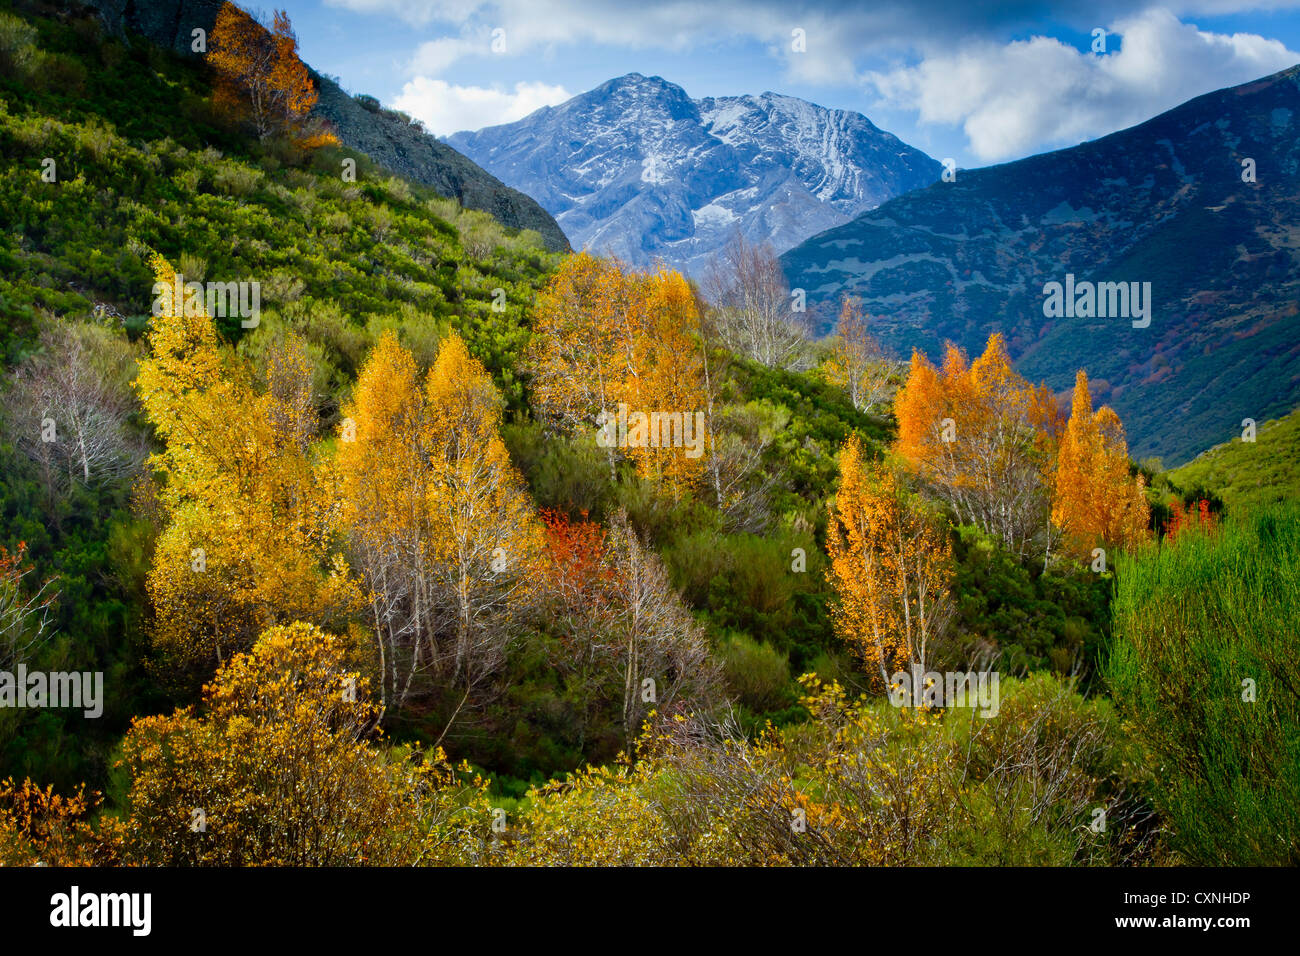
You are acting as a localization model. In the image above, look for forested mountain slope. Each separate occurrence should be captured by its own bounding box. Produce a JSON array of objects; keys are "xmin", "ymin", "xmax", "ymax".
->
[
  {"xmin": 782, "ymin": 64, "xmax": 1300, "ymax": 466},
  {"xmin": 75, "ymin": 0, "xmax": 570, "ymax": 250}
]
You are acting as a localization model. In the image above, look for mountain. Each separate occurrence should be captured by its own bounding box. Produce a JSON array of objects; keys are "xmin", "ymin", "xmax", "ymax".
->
[
  {"xmin": 782, "ymin": 65, "xmax": 1300, "ymax": 467},
  {"xmin": 76, "ymin": 0, "xmax": 569, "ymax": 251},
  {"xmin": 446, "ymin": 74, "xmax": 940, "ymax": 275}
]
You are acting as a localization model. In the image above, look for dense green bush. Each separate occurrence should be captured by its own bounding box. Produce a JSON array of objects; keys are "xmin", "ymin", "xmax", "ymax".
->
[
  {"xmin": 1105, "ymin": 503, "xmax": 1300, "ymax": 864},
  {"xmin": 716, "ymin": 632, "xmax": 794, "ymax": 713},
  {"xmin": 949, "ymin": 524, "xmax": 1113, "ymax": 681}
]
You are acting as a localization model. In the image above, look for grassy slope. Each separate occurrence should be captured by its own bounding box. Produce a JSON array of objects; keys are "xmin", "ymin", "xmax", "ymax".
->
[
  {"xmin": 0, "ymin": 2, "xmax": 558, "ymax": 789},
  {"xmin": 1107, "ymin": 502, "xmax": 1300, "ymax": 864},
  {"xmin": 1168, "ymin": 407, "xmax": 1300, "ymax": 514},
  {"xmin": 0, "ymin": 2, "xmax": 558, "ymax": 409}
]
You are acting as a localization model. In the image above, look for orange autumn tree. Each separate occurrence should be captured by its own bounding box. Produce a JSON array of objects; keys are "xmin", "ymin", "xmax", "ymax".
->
[
  {"xmin": 527, "ymin": 253, "xmax": 708, "ymax": 494},
  {"xmin": 208, "ymin": 4, "xmax": 337, "ymax": 146},
  {"xmin": 826, "ymin": 434, "xmax": 954, "ymax": 688},
  {"xmin": 1052, "ymin": 371, "xmax": 1150, "ymax": 554},
  {"xmin": 894, "ymin": 332, "xmax": 1060, "ymax": 559}
]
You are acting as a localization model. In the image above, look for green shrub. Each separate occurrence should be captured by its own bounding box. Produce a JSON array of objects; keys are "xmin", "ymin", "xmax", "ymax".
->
[
  {"xmin": 0, "ymin": 11, "xmax": 36, "ymax": 79},
  {"xmin": 716, "ymin": 633, "xmax": 793, "ymax": 712},
  {"xmin": 1105, "ymin": 503, "xmax": 1300, "ymax": 864},
  {"xmin": 502, "ymin": 423, "xmax": 614, "ymax": 519},
  {"xmin": 33, "ymin": 52, "xmax": 87, "ymax": 95},
  {"xmin": 212, "ymin": 160, "xmax": 263, "ymax": 197},
  {"xmin": 664, "ymin": 528, "xmax": 828, "ymax": 671}
]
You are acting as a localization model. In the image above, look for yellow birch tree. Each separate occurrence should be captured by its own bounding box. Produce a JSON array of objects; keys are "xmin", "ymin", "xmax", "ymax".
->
[
  {"xmin": 135, "ymin": 253, "xmax": 359, "ymax": 689},
  {"xmin": 336, "ymin": 331, "xmax": 545, "ymax": 718},
  {"xmin": 826, "ymin": 435, "xmax": 954, "ymax": 688}
]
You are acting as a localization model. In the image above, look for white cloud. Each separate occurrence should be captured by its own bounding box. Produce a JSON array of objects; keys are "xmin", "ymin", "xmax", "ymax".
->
[
  {"xmin": 324, "ymin": 0, "xmax": 1300, "ymax": 57},
  {"xmin": 866, "ymin": 8, "xmax": 1300, "ymax": 161},
  {"xmin": 324, "ymin": 0, "xmax": 988, "ymax": 76},
  {"xmin": 393, "ymin": 78, "xmax": 572, "ymax": 134},
  {"xmin": 409, "ymin": 36, "xmax": 487, "ymax": 75},
  {"xmin": 325, "ymin": 1, "xmax": 1300, "ymax": 156}
]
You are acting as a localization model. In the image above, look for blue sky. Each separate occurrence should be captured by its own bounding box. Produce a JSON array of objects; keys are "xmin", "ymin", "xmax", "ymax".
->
[{"xmin": 269, "ymin": 0, "xmax": 1300, "ymax": 168}]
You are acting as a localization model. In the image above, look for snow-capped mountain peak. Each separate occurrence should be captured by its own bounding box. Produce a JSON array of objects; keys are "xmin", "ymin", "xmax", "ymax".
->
[{"xmin": 446, "ymin": 74, "xmax": 940, "ymax": 275}]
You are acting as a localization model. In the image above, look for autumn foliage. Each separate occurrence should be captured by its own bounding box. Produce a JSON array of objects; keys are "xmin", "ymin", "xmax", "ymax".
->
[
  {"xmin": 1165, "ymin": 497, "xmax": 1217, "ymax": 542},
  {"xmin": 336, "ymin": 330, "xmax": 545, "ymax": 714},
  {"xmin": 0, "ymin": 777, "xmax": 117, "ymax": 866},
  {"xmin": 894, "ymin": 333, "xmax": 1060, "ymax": 558},
  {"xmin": 208, "ymin": 4, "xmax": 337, "ymax": 146},
  {"xmin": 134, "ymin": 254, "xmax": 361, "ymax": 688},
  {"xmin": 826, "ymin": 435, "xmax": 954, "ymax": 685},
  {"xmin": 1, "ymin": 0, "xmax": 1235, "ymax": 872},
  {"xmin": 893, "ymin": 333, "xmax": 1149, "ymax": 562},
  {"xmin": 116, "ymin": 622, "xmax": 493, "ymax": 865},
  {"xmin": 527, "ymin": 252, "xmax": 709, "ymax": 494},
  {"xmin": 1052, "ymin": 371, "xmax": 1151, "ymax": 554},
  {"xmin": 536, "ymin": 508, "xmax": 720, "ymax": 751}
]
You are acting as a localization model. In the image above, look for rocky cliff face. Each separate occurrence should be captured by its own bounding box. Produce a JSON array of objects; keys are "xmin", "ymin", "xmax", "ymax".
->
[
  {"xmin": 781, "ymin": 65, "xmax": 1300, "ymax": 466},
  {"xmin": 448, "ymin": 73, "xmax": 939, "ymax": 275},
  {"xmin": 67, "ymin": 0, "xmax": 223, "ymax": 53},
  {"xmin": 309, "ymin": 73, "xmax": 569, "ymax": 251},
  {"xmin": 72, "ymin": 0, "xmax": 570, "ymax": 251}
]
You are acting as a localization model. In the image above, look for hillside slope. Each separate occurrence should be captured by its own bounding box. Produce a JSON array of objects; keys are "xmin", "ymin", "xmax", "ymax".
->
[
  {"xmin": 76, "ymin": 0, "xmax": 569, "ymax": 250},
  {"xmin": 448, "ymin": 73, "xmax": 939, "ymax": 274},
  {"xmin": 782, "ymin": 65, "xmax": 1300, "ymax": 466},
  {"xmin": 0, "ymin": 0, "xmax": 564, "ymax": 788},
  {"xmin": 1169, "ymin": 407, "xmax": 1300, "ymax": 512},
  {"xmin": 0, "ymin": 2, "xmax": 558, "ymax": 396}
]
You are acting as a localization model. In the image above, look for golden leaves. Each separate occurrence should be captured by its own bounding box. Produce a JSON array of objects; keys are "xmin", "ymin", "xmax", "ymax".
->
[
  {"xmin": 526, "ymin": 253, "xmax": 709, "ymax": 494},
  {"xmin": 336, "ymin": 329, "xmax": 545, "ymax": 705},
  {"xmin": 895, "ymin": 333, "xmax": 1060, "ymax": 557},
  {"xmin": 1053, "ymin": 370, "xmax": 1151, "ymax": 554},
  {"xmin": 116, "ymin": 622, "xmax": 494, "ymax": 866},
  {"xmin": 135, "ymin": 254, "xmax": 361, "ymax": 688},
  {"xmin": 826, "ymin": 436, "xmax": 954, "ymax": 685},
  {"xmin": 894, "ymin": 332, "xmax": 1148, "ymax": 561},
  {"xmin": 207, "ymin": 4, "xmax": 332, "ymax": 146}
]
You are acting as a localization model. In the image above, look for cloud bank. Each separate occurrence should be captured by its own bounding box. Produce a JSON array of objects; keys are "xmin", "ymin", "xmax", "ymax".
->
[
  {"xmin": 330, "ymin": 1, "xmax": 1300, "ymax": 159},
  {"xmin": 393, "ymin": 78, "xmax": 572, "ymax": 135},
  {"xmin": 866, "ymin": 8, "xmax": 1300, "ymax": 160}
]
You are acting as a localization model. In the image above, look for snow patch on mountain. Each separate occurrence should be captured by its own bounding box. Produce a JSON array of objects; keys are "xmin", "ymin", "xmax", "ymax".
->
[{"xmin": 446, "ymin": 74, "xmax": 940, "ymax": 275}]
